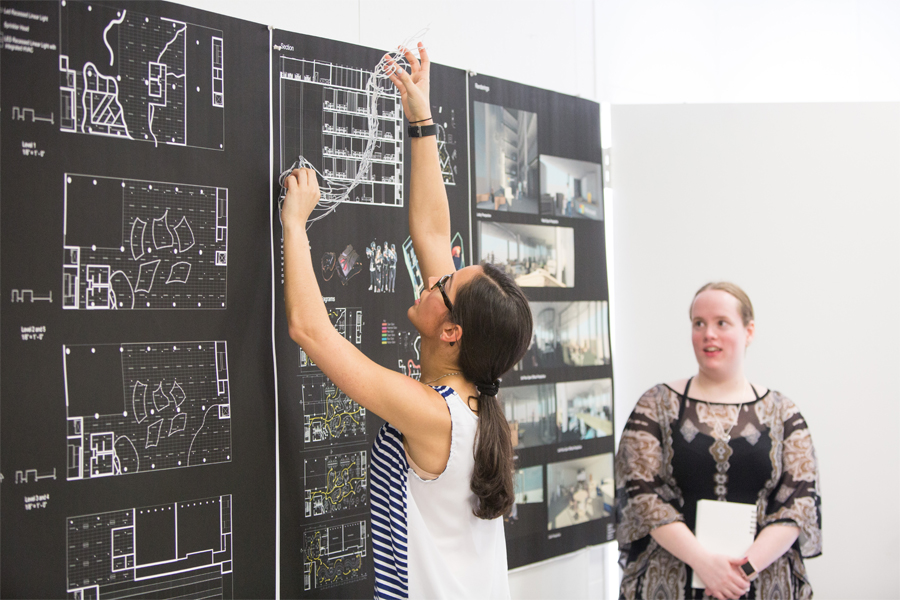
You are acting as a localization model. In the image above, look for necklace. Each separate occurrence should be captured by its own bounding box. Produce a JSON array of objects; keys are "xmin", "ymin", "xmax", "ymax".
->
[
  {"xmin": 423, "ymin": 372, "xmax": 459, "ymax": 386},
  {"xmin": 712, "ymin": 403, "xmax": 744, "ymax": 443}
]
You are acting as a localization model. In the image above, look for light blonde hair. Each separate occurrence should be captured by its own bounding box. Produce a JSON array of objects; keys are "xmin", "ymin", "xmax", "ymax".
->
[{"xmin": 690, "ymin": 282, "xmax": 754, "ymax": 326}]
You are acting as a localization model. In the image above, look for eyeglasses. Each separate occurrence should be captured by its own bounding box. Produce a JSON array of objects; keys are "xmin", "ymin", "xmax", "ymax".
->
[{"xmin": 431, "ymin": 274, "xmax": 453, "ymax": 312}]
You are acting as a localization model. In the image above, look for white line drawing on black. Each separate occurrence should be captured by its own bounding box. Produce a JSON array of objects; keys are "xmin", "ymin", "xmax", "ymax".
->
[
  {"xmin": 10, "ymin": 289, "xmax": 53, "ymax": 303},
  {"xmin": 304, "ymin": 451, "xmax": 368, "ymax": 518},
  {"xmin": 63, "ymin": 174, "xmax": 227, "ymax": 310},
  {"xmin": 303, "ymin": 520, "xmax": 367, "ymax": 591},
  {"xmin": 277, "ymin": 47, "xmax": 412, "ymax": 226},
  {"xmin": 12, "ymin": 106, "xmax": 55, "ymax": 124},
  {"xmin": 299, "ymin": 307, "xmax": 363, "ymax": 369},
  {"xmin": 394, "ymin": 329, "xmax": 422, "ymax": 381},
  {"xmin": 300, "ymin": 374, "xmax": 367, "ymax": 448},
  {"xmin": 59, "ymin": 2, "xmax": 225, "ymax": 150},
  {"xmin": 15, "ymin": 468, "xmax": 57, "ymax": 484},
  {"xmin": 64, "ymin": 342, "xmax": 231, "ymax": 480},
  {"xmin": 431, "ymin": 103, "xmax": 457, "ymax": 186},
  {"xmin": 66, "ymin": 495, "xmax": 233, "ymax": 599}
]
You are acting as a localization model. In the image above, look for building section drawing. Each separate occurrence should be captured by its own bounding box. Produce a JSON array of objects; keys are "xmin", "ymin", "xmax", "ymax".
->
[
  {"xmin": 304, "ymin": 451, "xmax": 368, "ymax": 518},
  {"xmin": 12, "ymin": 106, "xmax": 54, "ymax": 124},
  {"xmin": 299, "ymin": 307, "xmax": 363, "ymax": 370},
  {"xmin": 63, "ymin": 174, "xmax": 227, "ymax": 310},
  {"xmin": 303, "ymin": 520, "xmax": 367, "ymax": 592},
  {"xmin": 11, "ymin": 289, "xmax": 53, "ymax": 303},
  {"xmin": 300, "ymin": 374, "xmax": 367, "ymax": 448},
  {"xmin": 279, "ymin": 55, "xmax": 404, "ymax": 224},
  {"xmin": 66, "ymin": 496, "xmax": 233, "ymax": 600},
  {"xmin": 15, "ymin": 468, "xmax": 57, "ymax": 484},
  {"xmin": 59, "ymin": 3, "xmax": 225, "ymax": 149},
  {"xmin": 64, "ymin": 342, "xmax": 231, "ymax": 480}
]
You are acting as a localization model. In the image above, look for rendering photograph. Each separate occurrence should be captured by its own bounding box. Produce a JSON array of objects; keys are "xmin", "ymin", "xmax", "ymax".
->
[
  {"xmin": 556, "ymin": 378, "xmax": 613, "ymax": 441},
  {"xmin": 539, "ymin": 155, "xmax": 603, "ymax": 220},
  {"xmin": 473, "ymin": 101, "xmax": 539, "ymax": 214},
  {"xmin": 519, "ymin": 301, "xmax": 611, "ymax": 370},
  {"xmin": 503, "ymin": 383, "xmax": 558, "ymax": 449},
  {"xmin": 478, "ymin": 221, "xmax": 575, "ymax": 287},
  {"xmin": 547, "ymin": 454, "xmax": 614, "ymax": 531}
]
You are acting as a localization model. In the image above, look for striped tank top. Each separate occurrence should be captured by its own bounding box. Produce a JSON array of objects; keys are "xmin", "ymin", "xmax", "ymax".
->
[{"xmin": 369, "ymin": 385, "xmax": 510, "ymax": 599}]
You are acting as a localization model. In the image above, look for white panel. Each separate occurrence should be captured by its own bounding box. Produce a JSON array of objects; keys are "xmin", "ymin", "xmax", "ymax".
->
[
  {"xmin": 611, "ymin": 102, "xmax": 900, "ymax": 599},
  {"xmin": 595, "ymin": 0, "xmax": 900, "ymax": 103}
]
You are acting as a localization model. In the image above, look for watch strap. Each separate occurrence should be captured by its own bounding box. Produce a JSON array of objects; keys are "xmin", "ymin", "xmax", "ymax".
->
[
  {"xmin": 740, "ymin": 560, "xmax": 757, "ymax": 580},
  {"xmin": 407, "ymin": 124, "xmax": 438, "ymax": 138}
]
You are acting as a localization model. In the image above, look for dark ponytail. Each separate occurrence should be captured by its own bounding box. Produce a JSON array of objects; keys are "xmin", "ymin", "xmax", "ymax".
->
[{"xmin": 451, "ymin": 263, "xmax": 533, "ymax": 519}]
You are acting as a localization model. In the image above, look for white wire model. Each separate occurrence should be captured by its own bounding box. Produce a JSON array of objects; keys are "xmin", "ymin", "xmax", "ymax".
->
[{"xmin": 279, "ymin": 34, "xmax": 426, "ymax": 230}]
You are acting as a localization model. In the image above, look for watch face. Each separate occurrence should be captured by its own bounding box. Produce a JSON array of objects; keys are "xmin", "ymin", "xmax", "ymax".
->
[{"xmin": 740, "ymin": 562, "xmax": 755, "ymax": 577}]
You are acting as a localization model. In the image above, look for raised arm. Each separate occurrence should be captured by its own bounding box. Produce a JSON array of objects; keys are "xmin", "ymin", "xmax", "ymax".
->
[
  {"xmin": 281, "ymin": 169, "xmax": 451, "ymax": 442},
  {"xmin": 384, "ymin": 45, "xmax": 456, "ymax": 280}
]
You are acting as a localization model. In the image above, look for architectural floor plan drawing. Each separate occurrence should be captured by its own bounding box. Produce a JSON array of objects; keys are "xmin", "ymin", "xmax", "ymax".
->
[
  {"xmin": 303, "ymin": 520, "xmax": 367, "ymax": 592},
  {"xmin": 304, "ymin": 451, "xmax": 368, "ymax": 517},
  {"xmin": 300, "ymin": 374, "xmax": 367, "ymax": 448},
  {"xmin": 59, "ymin": 3, "xmax": 224, "ymax": 149},
  {"xmin": 299, "ymin": 307, "xmax": 362, "ymax": 369},
  {"xmin": 63, "ymin": 174, "xmax": 227, "ymax": 310},
  {"xmin": 66, "ymin": 495, "xmax": 232, "ymax": 599},
  {"xmin": 64, "ymin": 342, "xmax": 231, "ymax": 480},
  {"xmin": 279, "ymin": 57, "xmax": 404, "ymax": 209}
]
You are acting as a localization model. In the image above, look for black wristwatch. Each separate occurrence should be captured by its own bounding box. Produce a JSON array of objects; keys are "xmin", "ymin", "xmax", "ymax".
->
[
  {"xmin": 740, "ymin": 560, "xmax": 758, "ymax": 581},
  {"xmin": 407, "ymin": 124, "xmax": 437, "ymax": 138}
]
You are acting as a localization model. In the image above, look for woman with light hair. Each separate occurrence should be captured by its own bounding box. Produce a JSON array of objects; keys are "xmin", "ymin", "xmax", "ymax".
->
[{"xmin": 615, "ymin": 282, "xmax": 822, "ymax": 599}]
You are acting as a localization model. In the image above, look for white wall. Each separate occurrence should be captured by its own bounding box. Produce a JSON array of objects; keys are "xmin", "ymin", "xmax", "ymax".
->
[
  {"xmin": 174, "ymin": 1, "xmax": 900, "ymax": 597},
  {"xmin": 611, "ymin": 102, "xmax": 900, "ymax": 599},
  {"xmin": 595, "ymin": 0, "xmax": 900, "ymax": 103}
]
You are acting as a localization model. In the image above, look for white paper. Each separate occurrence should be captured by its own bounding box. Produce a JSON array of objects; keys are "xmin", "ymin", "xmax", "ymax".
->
[{"xmin": 692, "ymin": 500, "xmax": 757, "ymax": 589}]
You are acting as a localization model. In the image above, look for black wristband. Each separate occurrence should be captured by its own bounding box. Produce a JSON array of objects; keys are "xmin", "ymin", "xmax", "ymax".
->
[
  {"xmin": 408, "ymin": 124, "xmax": 438, "ymax": 138},
  {"xmin": 408, "ymin": 117, "xmax": 433, "ymax": 124}
]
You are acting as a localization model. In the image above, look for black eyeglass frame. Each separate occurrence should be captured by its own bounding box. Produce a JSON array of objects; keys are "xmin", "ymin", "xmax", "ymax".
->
[{"xmin": 431, "ymin": 274, "xmax": 454, "ymax": 313}]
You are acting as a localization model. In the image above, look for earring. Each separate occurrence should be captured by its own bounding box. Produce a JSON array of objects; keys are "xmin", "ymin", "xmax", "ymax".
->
[{"xmin": 449, "ymin": 341, "xmax": 455, "ymax": 347}]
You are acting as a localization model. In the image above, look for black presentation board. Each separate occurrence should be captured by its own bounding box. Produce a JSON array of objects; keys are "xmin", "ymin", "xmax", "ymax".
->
[
  {"xmin": 271, "ymin": 30, "xmax": 471, "ymax": 598},
  {"xmin": 468, "ymin": 74, "xmax": 615, "ymax": 567},
  {"xmin": 2, "ymin": 1, "xmax": 613, "ymax": 597},
  {"xmin": 1, "ymin": 1, "xmax": 274, "ymax": 597}
]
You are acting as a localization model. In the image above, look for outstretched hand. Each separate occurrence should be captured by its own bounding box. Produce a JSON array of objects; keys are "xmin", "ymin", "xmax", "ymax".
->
[
  {"xmin": 383, "ymin": 42, "xmax": 431, "ymax": 122},
  {"xmin": 281, "ymin": 168, "xmax": 320, "ymax": 228}
]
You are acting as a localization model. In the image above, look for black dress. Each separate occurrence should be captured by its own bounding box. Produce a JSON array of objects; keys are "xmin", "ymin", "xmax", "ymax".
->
[{"xmin": 615, "ymin": 381, "xmax": 822, "ymax": 599}]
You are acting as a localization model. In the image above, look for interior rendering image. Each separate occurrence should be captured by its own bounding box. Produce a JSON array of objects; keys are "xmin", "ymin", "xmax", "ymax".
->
[
  {"xmin": 478, "ymin": 221, "xmax": 575, "ymax": 287},
  {"xmin": 557, "ymin": 379, "xmax": 613, "ymax": 441},
  {"xmin": 504, "ymin": 383, "xmax": 558, "ymax": 449},
  {"xmin": 547, "ymin": 453, "xmax": 614, "ymax": 531},
  {"xmin": 519, "ymin": 301, "xmax": 611, "ymax": 370},
  {"xmin": 539, "ymin": 155, "xmax": 603, "ymax": 220},
  {"xmin": 473, "ymin": 101, "xmax": 539, "ymax": 214}
]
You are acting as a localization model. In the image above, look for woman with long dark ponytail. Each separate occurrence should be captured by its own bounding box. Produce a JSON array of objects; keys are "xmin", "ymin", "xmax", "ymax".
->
[{"xmin": 282, "ymin": 45, "xmax": 532, "ymax": 599}]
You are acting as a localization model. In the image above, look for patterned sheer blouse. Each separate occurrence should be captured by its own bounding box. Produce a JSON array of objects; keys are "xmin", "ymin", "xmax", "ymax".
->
[{"xmin": 615, "ymin": 383, "xmax": 822, "ymax": 599}]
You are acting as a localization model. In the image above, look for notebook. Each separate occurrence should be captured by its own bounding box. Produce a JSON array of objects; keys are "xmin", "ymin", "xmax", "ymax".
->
[{"xmin": 691, "ymin": 500, "xmax": 757, "ymax": 589}]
